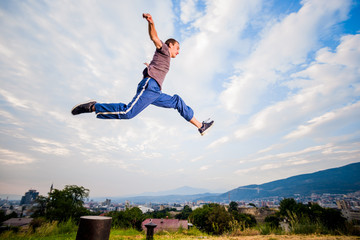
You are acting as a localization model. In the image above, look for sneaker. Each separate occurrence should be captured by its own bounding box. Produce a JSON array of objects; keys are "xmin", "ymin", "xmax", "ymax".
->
[
  {"xmin": 71, "ymin": 100, "xmax": 96, "ymax": 115},
  {"xmin": 198, "ymin": 119, "xmax": 214, "ymax": 136}
]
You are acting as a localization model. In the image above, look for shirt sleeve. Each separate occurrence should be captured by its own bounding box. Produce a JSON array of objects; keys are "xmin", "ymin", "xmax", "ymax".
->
[{"xmin": 157, "ymin": 41, "xmax": 169, "ymax": 56}]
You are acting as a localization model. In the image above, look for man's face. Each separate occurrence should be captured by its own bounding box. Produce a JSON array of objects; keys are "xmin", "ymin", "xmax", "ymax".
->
[{"xmin": 169, "ymin": 42, "xmax": 180, "ymax": 58}]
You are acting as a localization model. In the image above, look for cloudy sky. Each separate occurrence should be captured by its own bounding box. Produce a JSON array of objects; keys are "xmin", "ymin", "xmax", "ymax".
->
[{"xmin": 1, "ymin": 0, "xmax": 359, "ymax": 199}]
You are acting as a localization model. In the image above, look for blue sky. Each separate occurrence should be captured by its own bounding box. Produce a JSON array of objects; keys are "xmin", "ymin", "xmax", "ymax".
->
[{"xmin": 0, "ymin": 0, "xmax": 359, "ymax": 198}]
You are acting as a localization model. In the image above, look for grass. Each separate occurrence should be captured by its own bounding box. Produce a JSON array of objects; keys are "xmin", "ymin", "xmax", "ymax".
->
[{"xmin": 1, "ymin": 221, "xmax": 359, "ymax": 240}]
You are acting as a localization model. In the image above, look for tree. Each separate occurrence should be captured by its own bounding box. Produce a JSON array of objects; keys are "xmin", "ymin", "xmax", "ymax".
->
[
  {"xmin": 175, "ymin": 205, "xmax": 192, "ymax": 220},
  {"xmin": 228, "ymin": 201, "xmax": 257, "ymax": 229},
  {"xmin": 231, "ymin": 211, "xmax": 257, "ymax": 229},
  {"xmin": 277, "ymin": 198, "xmax": 346, "ymax": 232},
  {"xmin": 108, "ymin": 207, "xmax": 145, "ymax": 231},
  {"xmin": 228, "ymin": 201, "xmax": 238, "ymax": 212},
  {"xmin": 190, "ymin": 203, "xmax": 232, "ymax": 235},
  {"xmin": 32, "ymin": 195, "xmax": 47, "ymax": 218},
  {"xmin": 41, "ymin": 185, "xmax": 90, "ymax": 222},
  {"xmin": 248, "ymin": 203, "xmax": 257, "ymax": 208},
  {"xmin": 265, "ymin": 215, "xmax": 281, "ymax": 228},
  {"xmin": 145, "ymin": 208, "xmax": 172, "ymax": 219},
  {"xmin": 279, "ymin": 198, "xmax": 299, "ymax": 218}
]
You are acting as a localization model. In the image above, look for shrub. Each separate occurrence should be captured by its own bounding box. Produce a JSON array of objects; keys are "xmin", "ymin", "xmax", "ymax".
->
[
  {"xmin": 29, "ymin": 217, "xmax": 47, "ymax": 233},
  {"xmin": 278, "ymin": 198, "xmax": 347, "ymax": 235},
  {"xmin": 108, "ymin": 207, "xmax": 145, "ymax": 231},
  {"xmin": 190, "ymin": 203, "xmax": 232, "ymax": 235},
  {"xmin": 264, "ymin": 215, "xmax": 280, "ymax": 228}
]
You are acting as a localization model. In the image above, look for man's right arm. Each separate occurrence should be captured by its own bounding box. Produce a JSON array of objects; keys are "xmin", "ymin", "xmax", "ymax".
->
[{"xmin": 143, "ymin": 13, "xmax": 162, "ymax": 49}]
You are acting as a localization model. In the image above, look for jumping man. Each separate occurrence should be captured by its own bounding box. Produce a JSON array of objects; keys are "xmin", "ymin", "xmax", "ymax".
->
[{"xmin": 71, "ymin": 13, "xmax": 214, "ymax": 136}]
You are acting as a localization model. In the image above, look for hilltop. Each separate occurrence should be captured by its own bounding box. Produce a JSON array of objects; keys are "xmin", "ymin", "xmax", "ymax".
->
[{"xmin": 201, "ymin": 162, "xmax": 360, "ymax": 202}]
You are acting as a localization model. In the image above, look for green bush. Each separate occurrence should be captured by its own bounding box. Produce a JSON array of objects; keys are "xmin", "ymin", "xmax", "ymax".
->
[
  {"xmin": 189, "ymin": 203, "xmax": 233, "ymax": 235},
  {"xmin": 108, "ymin": 207, "xmax": 145, "ymax": 231},
  {"xmin": 264, "ymin": 198, "xmax": 348, "ymax": 235}
]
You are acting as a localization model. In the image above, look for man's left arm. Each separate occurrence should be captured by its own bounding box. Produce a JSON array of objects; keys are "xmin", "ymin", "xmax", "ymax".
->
[{"xmin": 143, "ymin": 13, "xmax": 162, "ymax": 49}]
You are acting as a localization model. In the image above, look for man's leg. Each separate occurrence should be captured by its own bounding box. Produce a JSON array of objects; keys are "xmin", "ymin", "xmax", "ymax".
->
[
  {"xmin": 152, "ymin": 93, "xmax": 194, "ymax": 121},
  {"xmin": 95, "ymin": 78, "xmax": 161, "ymax": 119},
  {"xmin": 189, "ymin": 117, "xmax": 202, "ymax": 129},
  {"xmin": 152, "ymin": 93, "xmax": 213, "ymax": 135}
]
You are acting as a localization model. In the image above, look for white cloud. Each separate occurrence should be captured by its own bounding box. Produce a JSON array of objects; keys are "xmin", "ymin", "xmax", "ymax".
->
[
  {"xmin": 200, "ymin": 165, "xmax": 211, "ymax": 171},
  {"xmin": 220, "ymin": 0, "xmax": 352, "ymax": 114},
  {"xmin": 207, "ymin": 136, "xmax": 229, "ymax": 149},
  {"xmin": 235, "ymin": 33, "xmax": 360, "ymax": 140},
  {"xmin": 169, "ymin": 0, "xmax": 262, "ymax": 105},
  {"xmin": 235, "ymin": 141, "xmax": 360, "ymax": 176},
  {"xmin": 0, "ymin": 109, "xmax": 23, "ymax": 127},
  {"xmin": 31, "ymin": 138, "xmax": 70, "ymax": 156},
  {"xmin": 191, "ymin": 156, "xmax": 204, "ymax": 162},
  {"xmin": 0, "ymin": 148, "xmax": 35, "ymax": 165},
  {"xmin": 0, "ymin": 89, "xmax": 31, "ymax": 109},
  {"xmin": 180, "ymin": 0, "xmax": 202, "ymax": 24},
  {"xmin": 245, "ymin": 144, "xmax": 333, "ymax": 163},
  {"xmin": 285, "ymin": 102, "xmax": 360, "ymax": 139}
]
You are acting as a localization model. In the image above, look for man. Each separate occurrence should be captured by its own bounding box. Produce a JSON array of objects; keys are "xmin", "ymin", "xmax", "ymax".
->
[{"xmin": 72, "ymin": 13, "xmax": 214, "ymax": 136}]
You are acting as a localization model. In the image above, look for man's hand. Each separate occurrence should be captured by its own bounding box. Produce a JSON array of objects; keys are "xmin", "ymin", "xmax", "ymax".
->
[
  {"xmin": 143, "ymin": 13, "xmax": 162, "ymax": 49},
  {"xmin": 143, "ymin": 13, "xmax": 153, "ymax": 24}
]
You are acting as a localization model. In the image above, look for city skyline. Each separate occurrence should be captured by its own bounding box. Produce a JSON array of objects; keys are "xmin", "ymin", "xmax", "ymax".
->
[{"xmin": 1, "ymin": 0, "xmax": 360, "ymax": 197}]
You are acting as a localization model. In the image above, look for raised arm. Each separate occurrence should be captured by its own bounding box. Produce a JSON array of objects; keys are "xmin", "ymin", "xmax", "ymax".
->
[{"xmin": 143, "ymin": 13, "xmax": 162, "ymax": 49}]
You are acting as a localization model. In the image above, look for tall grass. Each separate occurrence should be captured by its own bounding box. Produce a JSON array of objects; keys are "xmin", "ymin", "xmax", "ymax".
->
[
  {"xmin": 286, "ymin": 210, "xmax": 346, "ymax": 235},
  {"xmin": 0, "ymin": 219, "xmax": 77, "ymax": 240},
  {"xmin": 258, "ymin": 223, "xmax": 284, "ymax": 235}
]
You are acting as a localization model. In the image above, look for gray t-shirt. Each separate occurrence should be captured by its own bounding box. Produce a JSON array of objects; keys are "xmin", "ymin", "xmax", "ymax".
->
[{"xmin": 143, "ymin": 41, "xmax": 170, "ymax": 89}]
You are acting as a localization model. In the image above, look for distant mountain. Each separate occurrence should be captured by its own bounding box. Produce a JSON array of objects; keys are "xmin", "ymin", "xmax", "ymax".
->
[
  {"xmin": 138, "ymin": 186, "xmax": 211, "ymax": 196},
  {"xmin": 110, "ymin": 192, "xmax": 219, "ymax": 204},
  {"xmin": 95, "ymin": 186, "xmax": 221, "ymax": 204},
  {"xmin": 198, "ymin": 162, "xmax": 360, "ymax": 202}
]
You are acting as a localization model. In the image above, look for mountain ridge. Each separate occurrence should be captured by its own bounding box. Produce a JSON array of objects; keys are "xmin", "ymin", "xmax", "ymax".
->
[{"xmin": 199, "ymin": 162, "xmax": 360, "ymax": 202}]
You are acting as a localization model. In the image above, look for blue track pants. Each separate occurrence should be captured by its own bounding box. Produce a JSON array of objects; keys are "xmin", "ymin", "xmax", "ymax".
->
[{"xmin": 94, "ymin": 77, "xmax": 194, "ymax": 121}]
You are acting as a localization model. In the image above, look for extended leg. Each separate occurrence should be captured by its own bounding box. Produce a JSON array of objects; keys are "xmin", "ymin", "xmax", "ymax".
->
[
  {"xmin": 95, "ymin": 78, "xmax": 160, "ymax": 119},
  {"xmin": 152, "ymin": 93, "xmax": 194, "ymax": 121},
  {"xmin": 151, "ymin": 93, "xmax": 214, "ymax": 135}
]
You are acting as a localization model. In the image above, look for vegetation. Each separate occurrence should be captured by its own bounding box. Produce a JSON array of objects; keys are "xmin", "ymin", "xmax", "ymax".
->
[
  {"xmin": 264, "ymin": 198, "xmax": 348, "ymax": 235},
  {"xmin": 32, "ymin": 185, "xmax": 91, "ymax": 223},
  {"xmin": 175, "ymin": 205, "xmax": 192, "ymax": 220},
  {"xmin": 1, "ymin": 185, "xmax": 359, "ymax": 239},
  {"xmin": 189, "ymin": 202, "xmax": 256, "ymax": 235},
  {"xmin": 107, "ymin": 207, "xmax": 145, "ymax": 231},
  {"xmin": 145, "ymin": 207, "xmax": 176, "ymax": 219},
  {"xmin": 0, "ymin": 219, "xmax": 77, "ymax": 239},
  {"xmin": 1, "ymin": 224, "xmax": 359, "ymax": 240}
]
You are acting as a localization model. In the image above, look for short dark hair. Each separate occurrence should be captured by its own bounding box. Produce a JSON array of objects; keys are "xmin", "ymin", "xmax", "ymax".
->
[{"xmin": 165, "ymin": 38, "xmax": 179, "ymax": 47}]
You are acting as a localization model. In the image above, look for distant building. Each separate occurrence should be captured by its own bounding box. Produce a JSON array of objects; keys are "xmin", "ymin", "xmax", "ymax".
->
[
  {"xmin": 142, "ymin": 218, "xmax": 188, "ymax": 233},
  {"xmin": 20, "ymin": 189, "xmax": 39, "ymax": 205},
  {"xmin": 238, "ymin": 207, "xmax": 276, "ymax": 223},
  {"xmin": 138, "ymin": 205, "xmax": 154, "ymax": 214},
  {"xmin": 341, "ymin": 209, "xmax": 360, "ymax": 223},
  {"xmin": 337, "ymin": 200, "xmax": 351, "ymax": 210},
  {"xmin": 102, "ymin": 199, "xmax": 111, "ymax": 206}
]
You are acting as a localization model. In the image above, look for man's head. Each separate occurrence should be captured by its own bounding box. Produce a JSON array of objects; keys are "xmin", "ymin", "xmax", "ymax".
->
[{"xmin": 165, "ymin": 38, "xmax": 180, "ymax": 58}]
